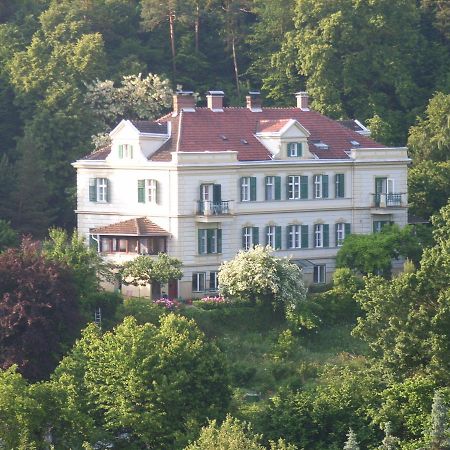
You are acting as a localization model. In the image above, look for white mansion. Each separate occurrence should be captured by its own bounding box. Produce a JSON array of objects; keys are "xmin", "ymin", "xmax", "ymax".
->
[{"xmin": 73, "ymin": 90, "xmax": 409, "ymax": 298}]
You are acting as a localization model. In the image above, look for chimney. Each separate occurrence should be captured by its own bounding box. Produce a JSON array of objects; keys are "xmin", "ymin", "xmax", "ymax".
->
[
  {"xmin": 173, "ymin": 91, "xmax": 196, "ymax": 115},
  {"xmin": 206, "ymin": 91, "xmax": 224, "ymax": 112},
  {"xmin": 246, "ymin": 91, "xmax": 262, "ymax": 112},
  {"xmin": 296, "ymin": 91, "xmax": 309, "ymax": 111}
]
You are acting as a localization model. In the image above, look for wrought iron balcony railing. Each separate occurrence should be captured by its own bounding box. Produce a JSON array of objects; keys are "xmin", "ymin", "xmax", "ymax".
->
[
  {"xmin": 372, "ymin": 193, "xmax": 404, "ymax": 208},
  {"xmin": 197, "ymin": 200, "xmax": 231, "ymax": 215}
]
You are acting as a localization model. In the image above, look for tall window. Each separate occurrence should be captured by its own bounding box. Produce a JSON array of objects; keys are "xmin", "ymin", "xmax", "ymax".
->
[
  {"xmin": 90, "ymin": 178, "xmax": 110, "ymax": 203},
  {"xmin": 240, "ymin": 177, "xmax": 256, "ymax": 201},
  {"xmin": 192, "ymin": 272, "xmax": 206, "ymax": 292},
  {"xmin": 287, "ymin": 175, "xmax": 308, "ymax": 199},
  {"xmin": 373, "ymin": 220, "xmax": 391, "ymax": 233},
  {"xmin": 265, "ymin": 176, "xmax": 281, "ymax": 201},
  {"xmin": 242, "ymin": 226, "xmax": 259, "ymax": 250},
  {"xmin": 287, "ymin": 224, "xmax": 309, "ymax": 249},
  {"xmin": 138, "ymin": 179, "xmax": 158, "ymax": 204},
  {"xmin": 198, "ymin": 229, "xmax": 222, "ymax": 254},
  {"xmin": 315, "ymin": 224, "xmax": 323, "ymax": 248},
  {"xmin": 335, "ymin": 173, "xmax": 345, "ymax": 198},
  {"xmin": 313, "ymin": 265, "xmax": 326, "ymax": 284},
  {"xmin": 118, "ymin": 144, "xmax": 133, "ymax": 159},
  {"xmin": 313, "ymin": 175, "xmax": 329, "ymax": 199},
  {"xmin": 287, "ymin": 142, "xmax": 303, "ymax": 157},
  {"xmin": 265, "ymin": 225, "xmax": 281, "ymax": 249},
  {"xmin": 209, "ymin": 271, "xmax": 219, "ymax": 291},
  {"xmin": 200, "ymin": 184, "xmax": 212, "ymax": 201},
  {"xmin": 335, "ymin": 222, "xmax": 351, "ymax": 246}
]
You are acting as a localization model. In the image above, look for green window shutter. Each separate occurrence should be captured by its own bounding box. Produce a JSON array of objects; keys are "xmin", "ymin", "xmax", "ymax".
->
[
  {"xmin": 242, "ymin": 228, "xmax": 246, "ymax": 249},
  {"xmin": 217, "ymin": 229, "xmax": 222, "ymax": 253},
  {"xmin": 265, "ymin": 177, "xmax": 270, "ymax": 200},
  {"xmin": 155, "ymin": 180, "xmax": 160, "ymax": 204},
  {"xmin": 297, "ymin": 142, "xmax": 303, "ymax": 156},
  {"xmin": 286, "ymin": 225, "xmax": 292, "ymax": 248},
  {"xmin": 335, "ymin": 223, "xmax": 339, "ymax": 247},
  {"xmin": 300, "ymin": 176, "xmax": 308, "ymax": 199},
  {"xmin": 206, "ymin": 229, "xmax": 213, "ymax": 253},
  {"xmin": 250, "ymin": 177, "xmax": 257, "ymax": 201},
  {"xmin": 323, "ymin": 224, "xmax": 329, "ymax": 247},
  {"xmin": 213, "ymin": 184, "xmax": 222, "ymax": 203},
  {"xmin": 198, "ymin": 230, "xmax": 203, "ymax": 254},
  {"xmin": 105, "ymin": 179, "xmax": 110, "ymax": 203},
  {"xmin": 301, "ymin": 225, "xmax": 309, "ymax": 248},
  {"xmin": 138, "ymin": 180, "xmax": 145, "ymax": 203},
  {"xmin": 322, "ymin": 175, "xmax": 329, "ymax": 198},
  {"xmin": 130, "ymin": 145, "xmax": 133, "ymax": 159},
  {"xmin": 345, "ymin": 223, "xmax": 351, "ymax": 237},
  {"xmin": 275, "ymin": 226, "xmax": 282, "ymax": 250},
  {"xmin": 373, "ymin": 222, "xmax": 377, "ymax": 233},
  {"xmin": 252, "ymin": 227, "xmax": 259, "ymax": 246},
  {"xmin": 89, "ymin": 178, "xmax": 97, "ymax": 202},
  {"xmin": 274, "ymin": 176, "xmax": 281, "ymax": 200},
  {"xmin": 118, "ymin": 145, "xmax": 123, "ymax": 158}
]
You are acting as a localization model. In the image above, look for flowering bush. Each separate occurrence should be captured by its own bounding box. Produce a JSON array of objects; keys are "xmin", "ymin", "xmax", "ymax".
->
[
  {"xmin": 200, "ymin": 295, "xmax": 226, "ymax": 303},
  {"xmin": 192, "ymin": 295, "xmax": 230, "ymax": 310},
  {"xmin": 153, "ymin": 298, "xmax": 180, "ymax": 310}
]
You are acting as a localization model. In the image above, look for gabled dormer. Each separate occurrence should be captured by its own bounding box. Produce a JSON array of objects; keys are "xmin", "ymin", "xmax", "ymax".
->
[
  {"xmin": 255, "ymin": 118, "xmax": 314, "ymax": 160},
  {"xmin": 106, "ymin": 119, "xmax": 170, "ymax": 163}
]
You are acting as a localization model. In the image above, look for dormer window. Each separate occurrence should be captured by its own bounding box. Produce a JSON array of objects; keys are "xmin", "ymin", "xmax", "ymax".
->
[
  {"xmin": 288, "ymin": 142, "xmax": 303, "ymax": 157},
  {"xmin": 119, "ymin": 144, "xmax": 133, "ymax": 159}
]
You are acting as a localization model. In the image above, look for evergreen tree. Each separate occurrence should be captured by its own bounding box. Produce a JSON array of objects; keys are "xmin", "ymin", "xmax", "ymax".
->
[
  {"xmin": 378, "ymin": 422, "xmax": 399, "ymax": 450},
  {"xmin": 430, "ymin": 390, "xmax": 450, "ymax": 450},
  {"xmin": 344, "ymin": 428, "xmax": 360, "ymax": 450}
]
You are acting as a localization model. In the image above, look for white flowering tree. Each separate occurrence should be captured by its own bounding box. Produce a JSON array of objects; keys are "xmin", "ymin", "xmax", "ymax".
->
[
  {"xmin": 218, "ymin": 246, "xmax": 308, "ymax": 324},
  {"xmin": 85, "ymin": 73, "xmax": 173, "ymax": 148}
]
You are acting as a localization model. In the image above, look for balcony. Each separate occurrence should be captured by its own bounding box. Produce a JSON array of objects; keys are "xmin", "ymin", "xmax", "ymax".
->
[
  {"xmin": 371, "ymin": 193, "xmax": 405, "ymax": 209},
  {"xmin": 196, "ymin": 200, "xmax": 233, "ymax": 222}
]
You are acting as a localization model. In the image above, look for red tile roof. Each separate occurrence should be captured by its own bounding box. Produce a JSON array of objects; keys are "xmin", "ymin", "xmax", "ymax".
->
[
  {"xmin": 90, "ymin": 217, "xmax": 169, "ymax": 236},
  {"xmin": 82, "ymin": 107, "xmax": 385, "ymax": 162}
]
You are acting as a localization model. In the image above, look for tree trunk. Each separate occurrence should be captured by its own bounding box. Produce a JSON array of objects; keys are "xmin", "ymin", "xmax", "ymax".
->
[
  {"xmin": 169, "ymin": 12, "xmax": 177, "ymax": 80},
  {"xmin": 195, "ymin": 3, "xmax": 200, "ymax": 52},
  {"xmin": 231, "ymin": 31, "xmax": 240, "ymax": 99}
]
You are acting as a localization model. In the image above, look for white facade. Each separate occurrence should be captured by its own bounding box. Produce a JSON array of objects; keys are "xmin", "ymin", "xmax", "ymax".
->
[{"xmin": 73, "ymin": 92, "xmax": 409, "ymax": 299}]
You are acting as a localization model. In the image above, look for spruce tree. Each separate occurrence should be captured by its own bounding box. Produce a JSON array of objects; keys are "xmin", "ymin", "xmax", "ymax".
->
[
  {"xmin": 344, "ymin": 428, "xmax": 360, "ymax": 450},
  {"xmin": 430, "ymin": 390, "xmax": 450, "ymax": 450},
  {"xmin": 378, "ymin": 422, "xmax": 399, "ymax": 450}
]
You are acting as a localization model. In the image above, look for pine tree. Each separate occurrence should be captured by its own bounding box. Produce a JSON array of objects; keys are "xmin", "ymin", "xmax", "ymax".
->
[
  {"xmin": 344, "ymin": 428, "xmax": 360, "ymax": 450},
  {"xmin": 378, "ymin": 422, "xmax": 399, "ymax": 450},
  {"xmin": 430, "ymin": 390, "xmax": 450, "ymax": 450}
]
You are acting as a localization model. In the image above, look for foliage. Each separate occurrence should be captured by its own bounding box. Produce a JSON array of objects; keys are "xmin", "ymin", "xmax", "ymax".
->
[
  {"xmin": 429, "ymin": 390, "xmax": 450, "ymax": 450},
  {"xmin": 377, "ymin": 422, "xmax": 399, "ymax": 450},
  {"xmin": 344, "ymin": 428, "xmax": 360, "ymax": 450},
  {"xmin": 408, "ymin": 160, "xmax": 450, "ymax": 219},
  {"xmin": 115, "ymin": 297, "xmax": 166, "ymax": 325},
  {"xmin": 353, "ymin": 203, "xmax": 450, "ymax": 377},
  {"xmin": 54, "ymin": 315, "xmax": 231, "ymax": 449},
  {"xmin": 0, "ymin": 237, "xmax": 81, "ymax": 381},
  {"xmin": 184, "ymin": 414, "xmax": 297, "ymax": 450},
  {"xmin": 408, "ymin": 92, "xmax": 450, "ymax": 163},
  {"xmin": 0, "ymin": 220, "xmax": 18, "ymax": 252},
  {"xmin": 218, "ymin": 246, "xmax": 308, "ymax": 326},
  {"xmin": 336, "ymin": 225, "xmax": 423, "ymax": 277},
  {"xmin": 42, "ymin": 228, "xmax": 112, "ymax": 313},
  {"xmin": 121, "ymin": 253, "xmax": 183, "ymax": 287}
]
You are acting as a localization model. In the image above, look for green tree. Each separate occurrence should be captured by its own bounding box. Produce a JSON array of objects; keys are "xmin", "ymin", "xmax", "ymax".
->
[
  {"xmin": 429, "ymin": 390, "xmax": 450, "ymax": 450},
  {"xmin": 408, "ymin": 161, "xmax": 450, "ymax": 219},
  {"xmin": 218, "ymin": 245, "xmax": 307, "ymax": 324},
  {"xmin": 378, "ymin": 422, "xmax": 399, "ymax": 450},
  {"xmin": 0, "ymin": 220, "xmax": 18, "ymax": 252},
  {"xmin": 344, "ymin": 428, "xmax": 360, "ymax": 450},
  {"xmin": 184, "ymin": 415, "xmax": 297, "ymax": 450},
  {"xmin": 408, "ymin": 92, "xmax": 450, "ymax": 163},
  {"xmin": 55, "ymin": 315, "xmax": 230, "ymax": 449}
]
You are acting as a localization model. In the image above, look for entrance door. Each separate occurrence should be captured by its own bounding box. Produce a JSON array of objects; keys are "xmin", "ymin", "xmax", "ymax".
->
[{"xmin": 168, "ymin": 279, "xmax": 178, "ymax": 299}]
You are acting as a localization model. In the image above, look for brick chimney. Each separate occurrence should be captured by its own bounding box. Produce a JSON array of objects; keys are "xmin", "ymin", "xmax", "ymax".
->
[
  {"xmin": 296, "ymin": 91, "xmax": 310, "ymax": 111},
  {"xmin": 246, "ymin": 91, "xmax": 262, "ymax": 112},
  {"xmin": 173, "ymin": 91, "xmax": 196, "ymax": 115},
  {"xmin": 206, "ymin": 91, "xmax": 224, "ymax": 112}
]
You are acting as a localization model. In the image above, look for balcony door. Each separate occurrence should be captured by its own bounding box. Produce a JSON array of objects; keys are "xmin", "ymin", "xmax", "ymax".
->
[
  {"xmin": 375, "ymin": 177, "xmax": 394, "ymax": 206},
  {"xmin": 199, "ymin": 184, "xmax": 222, "ymax": 213}
]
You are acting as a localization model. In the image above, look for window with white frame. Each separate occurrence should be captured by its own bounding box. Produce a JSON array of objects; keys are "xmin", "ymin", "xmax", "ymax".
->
[
  {"xmin": 192, "ymin": 272, "xmax": 206, "ymax": 292},
  {"xmin": 314, "ymin": 224, "xmax": 324, "ymax": 248},
  {"xmin": 138, "ymin": 179, "xmax": 158, "ymax": 204},
  {"xmin": 288, "ymin": 225, "xmax": 301, "ymax": 248},
  {"xmin": 198, "ymin": 229, "xmax": 222, "ymax": 254},
  {"xmin": 336, "ymin": 223, "xmax": 345, "ymax": 247},
  {"xmin": 313, "ymin": 264, "xmax": 326, "ymax": 284},
  {"xmin": 97, "ymin": 178, "xmax": 108, "ymax": 202},
  {"xmin": 119, "ymin": 144, "xmax": 133, "ymax": 159},
  {"xmin": 265, "ymin": 176, "xmax": 275, "ymax": 200},
  {"xmin": 287, "ymin": 142, "xmax": 303, "ymax": 157},
  {"xmin": 288, "ymin": 176, "xmax": 301, "ymax": 199},
  {"xmin": 314, "ymin": 175, "xmax": 322, "ymax": 198},
  {"xmin": 200, "ymin": 183, "xmax": 212, "ymax": 201},
  {"xmin": 266, "ymin": 225, "xmax": 276, "ymax": 248},
  {"xmin": 147, "ymin": 179, "xmax": 157, "ymax": 203},
  {"xmin": 241, "ymin": 177, "xmax": 250, "ymax": 201},
  {"xmin": 243, "ymin": 227, "xmax": 253, "ymax": 250},
  {"xmin": 209, "ymin": 271, "xmax": 219, "ymax": 291}
]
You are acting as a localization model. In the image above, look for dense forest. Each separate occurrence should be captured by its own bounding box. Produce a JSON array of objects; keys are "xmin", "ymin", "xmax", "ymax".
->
[{"xmin": 0, "ymin": 0, "xmax": 449, "ymax": 232}]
